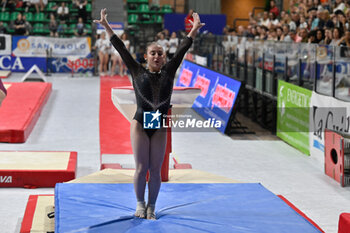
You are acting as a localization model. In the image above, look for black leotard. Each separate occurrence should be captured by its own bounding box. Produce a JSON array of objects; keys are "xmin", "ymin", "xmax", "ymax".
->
[{"xmin": 110, "ymin": 34, "xmax": 193, "ymax": 137}]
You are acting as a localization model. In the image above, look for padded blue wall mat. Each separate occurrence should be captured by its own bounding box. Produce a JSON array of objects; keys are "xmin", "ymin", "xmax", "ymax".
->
[{"xmin": 55, "ymin": 183, "xmax": 321, "ymax": 233}]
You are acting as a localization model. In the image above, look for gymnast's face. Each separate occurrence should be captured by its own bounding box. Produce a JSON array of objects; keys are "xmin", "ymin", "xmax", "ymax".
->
[{"xmin": 145, "ymin": 44, "xmax": 165, "ymax": 72}]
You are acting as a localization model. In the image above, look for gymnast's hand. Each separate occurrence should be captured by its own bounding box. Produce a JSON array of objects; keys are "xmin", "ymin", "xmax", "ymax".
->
[
  {"xmin": 191, "ymin": 12, "xmax": 205, "ymax": 31},
  {"xmin": 93, "ymin": 8, "xmax": 108, "ymax": 27},
  {"xmin": 94, "ymin": 8, "xmax": 115, "ymax": 38},
  {"xmin": 188, "ymin": 12, "xmax": 205, "ymax": 39}
]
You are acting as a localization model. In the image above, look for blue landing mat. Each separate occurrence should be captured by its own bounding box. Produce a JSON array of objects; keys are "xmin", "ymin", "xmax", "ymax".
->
[{"xmin": 55, "ymin": 183, "xmax": 321, "ymax": 233}]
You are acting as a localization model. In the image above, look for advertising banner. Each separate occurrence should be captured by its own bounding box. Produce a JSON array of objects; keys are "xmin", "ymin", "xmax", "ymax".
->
[
  {"xmin": 0, "ymin": 34, "xmax": 11, "ymax": 55},
  {"xmin": 49, "ymin": 56, "xmax": 94, "ymax": 73},
  {"xmin": 12, "ymin": 36, "xmax": 91, "ymax": 58},
  {"xmin": 176, "ymin": 60, "xmax": 241, "ymax": 133},
  {"xmin": 309, "ymin": 92, "xmax": 350, "ymax": 158},
  {"xmin": 277, "ymin": 80, "xmax": 312, "ymax": 155},
  {"xmin": 0, "ymin": 55, "xmax": 46, "ymax": 72},
  {"xmin": 96, "ymin": 22, "xmax": 124, "ymax": 35}
]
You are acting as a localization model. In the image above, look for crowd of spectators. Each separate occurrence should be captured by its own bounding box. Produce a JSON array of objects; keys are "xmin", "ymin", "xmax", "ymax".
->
[
  {"xmin": 0, "ymin": 0, "xmax": 89, "ymax": 36},
  {"xmin": 226, "ymin": 0, "xmax": 350, "ymax": 47}
]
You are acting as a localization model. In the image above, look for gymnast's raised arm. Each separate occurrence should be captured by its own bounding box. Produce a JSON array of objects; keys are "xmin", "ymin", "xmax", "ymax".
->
[
  {"xmin": 166, "ymin": 12, "xmax": 205, "ymax": 73},
  {"xmin": 94, "ymin": 8, "xmax": 139, "ymax": 76}
]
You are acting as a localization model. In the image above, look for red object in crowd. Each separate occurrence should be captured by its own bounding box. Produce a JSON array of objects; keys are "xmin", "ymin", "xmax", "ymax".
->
[
  {"xmin": 270, "ymin": 6, "xmax": 280, "ymax": 17},
  {"xmin": 185, "ymin": 14, "xmax": 193, "ymax": 33}
]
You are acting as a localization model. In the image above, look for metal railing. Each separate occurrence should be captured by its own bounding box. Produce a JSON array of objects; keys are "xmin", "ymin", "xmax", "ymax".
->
[{"xmin": 192, "ymin": 35, "xmax": 350, "ymax": 102}]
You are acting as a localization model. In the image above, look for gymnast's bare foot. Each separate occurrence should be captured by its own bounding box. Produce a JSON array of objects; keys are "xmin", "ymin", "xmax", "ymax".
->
[
  {"xmin": 146, "ymin": 204, "xmax": 156, "ymax": 220},
  {"xmin": 134, "ymin": 201, "xmax": 146, "ymax": 218}
]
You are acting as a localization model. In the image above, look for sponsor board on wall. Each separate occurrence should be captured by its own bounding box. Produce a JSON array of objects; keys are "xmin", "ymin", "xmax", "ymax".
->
[
  {"xmin": 309, "ymin": 92, "xmax": 350, "ymax": 159},
  {"xmin": 0, "ymin": 55, "xmax": 46, "ymax": 72},
  {"xmin": 12, "ymin": 36, "xmax": 91, "ymax": 58},
  {"xmin": 0, "ymin": 34, "xmax": 11, "ymax": 55},
  {"xmin": 277, "ymin": 80, "xmax": 312, "ymax": 155},
  {"xmin": 96, "ymin": 22, "xmax": 124, "ymax": 35},
  {"xmin": 49, "ymin": 56, "xmax": 94, "ymax": 73},
  {"xmin": 176, "ymin": 59, "xmax": 241, "ymax": 133}
]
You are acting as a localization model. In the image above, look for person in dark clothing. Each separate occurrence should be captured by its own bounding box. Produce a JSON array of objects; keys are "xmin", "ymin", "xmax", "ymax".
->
[
  {"xmin": 14, "ymin": 13, "xmax": 26, "ymax": 35},
  {"xmin": 94, "ymin": 8, "xmax": 204, "ymax": 220}
]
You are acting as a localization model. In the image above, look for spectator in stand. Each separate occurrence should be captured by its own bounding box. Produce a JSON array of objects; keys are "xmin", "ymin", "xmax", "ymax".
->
[
  {"xmin": 308, "ymin": 30, "xmax": 317, "ymax": 43},
  {"xmin": 276, "ymin": 26, "xmax": 284, "ymax": 40},
  {"xmin": 330, "ymin": 27, "xmax": 343, "ymax": 45},
  {"xmin": 168, "ymin": 31, "xmax": 179, "ymax": 59},
  {"xmin": 260, "ymin": 11, "xmax": 270, "ymax": 27},
  {"xmin": 22, "ymin": 14, "xmax": 31, "ymax": 35},
  {"xmin": 259, "ymin": 26, "xmax": 268, "ymax": 40},
  {"xmin": 338, "ymin": 29, "xmax": 350, "ymax": 46},
  {"xmin": 1, "ymin": 0, "xmax": 15, "ymax": 12},
  {"xmin": 280, "ymin": 12, "xmax": 291, "ymax": 25},
  {"xmin": 14, "ymin": 13, "xmax": 27, "ymax": 35},
  {"xmin": 307, "ymin": 7, "xmax": 318, "ymax": 20},
  {"xmin": 236, "ymin": 25, "xmax": 245, "ymax": 36},
  {"xmin": 28, "ymin": 0, "xmax": 42, "ymax": 13},
  {"xmin": 290, "ymin": 29, "xmax": 302, "ymax": 42},
  {"xmin": 314, "ymin": 28, "xmax": 325, "ymax": 43},
  {"xmin": 321, "ymin": 0, "xmax": 331, "ymax": 12},
  {"xmin": 333, "ymin": 0, "xmax": 346, "ymax": 13},
  {"xmin": 267, "ymin": 28, "xmax": 278, "ymax": 40},
  {"xmin": 324, "ymin": 10, "xmax": 335, "ymax": 28},
  {"xmin": 322, "ymin": 27, "xmax": 333, "ymax": 44},
  {"xmin": 57, "ymin": 20, "xmax": 67, "ymax": 37},
  {"xmin": 184, "ymin": 9, "xmax": 194, "ymax": 33},
  {"xmin": 299, "ymin": 15, "xmax": 308, "ymax": 29},
  {"xmin": 289, "ymin": 10, "xmax": 300, "ymax": 31},
  {"xmin": 311, "ymin": 9, "xmax": 325, "ymax": 30},
  {"xmin": 337, "ymin": 10, "xmax": 348, "ymax": 31},
  {"xmin": 74, "ymin": 17, "xmax": 86, "ymax": 37},
  {"xmin": 57, "ymin": 2, "xmax": 69, "ymax": 22},
  {"xmin": 94, "ymin": 31, "xmax": 110, "ymax": 76},
  {"xmin": 254, "ymin": 25, "xmax": 261, "ymax": 39},
  {"xmin": 73, "ymin": 0, "xmax": 87, "ymax": 23},
  {"xmin": 299, "ymin": 27, "xmax": 309, "ymax": 42},
  {"xmin": 0, "ymin": 21, "xmax": 6, "ymax": 33},
  {"xmin": 279, "ymin": 10, "xmax": 286, "ymax": 21},
  {"xmin": 268, "ymin": 12, "xmax": 279, "ymax": 27},
  {"xmin": 39, "ymin": 0, "xmax": 47, "ymax": 11},
  {"xmin": 49, "ymin": 13, "xmax": 58, "ymax": 37},
  {"xmin": 269, "ymin": 0, "xmax": 280, "ymax": 17}
]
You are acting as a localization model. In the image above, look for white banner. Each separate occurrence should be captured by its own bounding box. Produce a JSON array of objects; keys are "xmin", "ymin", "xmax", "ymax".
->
[
  {"xmin": 0, "ymin": 34, "xmax": 11, "ymax": 55},
  {"xmin": 12, "ymin": 36, "xmax": 91, "ymax": 58},
  {"xmin": 309, "ymin": 92, "xmax": 350, "ymax": 159}
]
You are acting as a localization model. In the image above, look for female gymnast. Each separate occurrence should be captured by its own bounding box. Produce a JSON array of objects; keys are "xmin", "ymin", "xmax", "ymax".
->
[{"xmin": 94, "ymin": 8, "xmax": 204, "ymax": 220}]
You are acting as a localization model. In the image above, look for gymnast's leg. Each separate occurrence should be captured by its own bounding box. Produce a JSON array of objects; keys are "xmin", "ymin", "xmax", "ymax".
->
[
  {"xmin": 147, "ymin": 127, "xmax": 167, "ymax": 220},
  {"xmin": 130, "ymin": 120, "xmax": 150, "ymax": 218}
]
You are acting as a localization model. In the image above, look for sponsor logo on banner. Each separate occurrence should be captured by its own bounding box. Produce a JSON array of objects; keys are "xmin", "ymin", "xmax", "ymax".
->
[
  {"xmin": 211, "ymin": 84, "xmax": 235, "ymax": 113},
  {"xmin": 50, "ymin": 57, "xmax": 94, "ymax": 73},
  {"xmin": 309, "ymin": 92, "xmax": 350, "ymax": 158},
  {"xmin": 0, "ymin": 34, "xmax": 11, "ymax": 55},
  {"xmin": 194, "ymin": 74, "xmax": 210, "ymax": 97},
  {"xmin": 67, "ymin": 57, "xmax": 94, "ymax": 71},
  {"xmin": 12, "ymin": 36, "xmax": 91, "ymax": 58},
  {"xmin": 277, "ymin": 80, "xmax": 312, "ymax": 155},
  {"xmin": 0, "ymin": 176, "xmax": 12, "ymax": 183},
  {"xmin": 0, "ymin": 55, "xmax": 40, "ymax": 71},
  {"xmin": 176, "ymin": 60, "xmax": 241, "ymax": 133},
  {"xmin": 179, "ymin": 67, "xmax": 193, "ymax": 86},
  {"xmin": 96, "ymin": 22, "xmax": 124, "ymax": 35}
]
